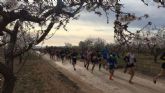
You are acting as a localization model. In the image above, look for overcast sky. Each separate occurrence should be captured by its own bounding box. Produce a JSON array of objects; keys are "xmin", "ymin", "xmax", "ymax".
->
[{"xmin": 41, "ymin": 0, "xmax": 165, "ymax": 46}]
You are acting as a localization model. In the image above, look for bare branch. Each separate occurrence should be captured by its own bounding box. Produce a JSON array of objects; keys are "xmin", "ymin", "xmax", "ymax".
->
[
  {"xmin": 3, "ymin": 28, "xmax": 12, "ymax": 35},
  {"xmin": 14, "ymin": 20, "xmax": 55, "ymax": 57},
  {"xmin": 0, "ymin": 42, "xmax": 6, "ymax": 47}
]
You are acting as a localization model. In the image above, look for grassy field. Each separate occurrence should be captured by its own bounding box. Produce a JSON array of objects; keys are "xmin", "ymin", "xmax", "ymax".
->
[
  {"xmin": 117, "ymin": 53, "xmax": 164, "ymax": 76},
  {"xmin": 136, "ymin": 54, "xmax": 164, "ymax": 76}
]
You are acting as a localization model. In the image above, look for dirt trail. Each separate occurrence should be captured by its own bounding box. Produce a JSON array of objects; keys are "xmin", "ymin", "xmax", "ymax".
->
[{"xmin": 43, "ymin": 55, "xmax": 165, "ymax": 93}]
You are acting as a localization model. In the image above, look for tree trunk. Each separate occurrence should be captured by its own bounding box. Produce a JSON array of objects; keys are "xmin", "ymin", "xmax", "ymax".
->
[
  {"xmin": 0, "ymin": 21, "xmax": 22, "ymax": 93},
  {"xmin": 2, "ymin": 21, "xmax": 19, "ymax": 93},
  {"xmin": 2, "ymin": 42, "xmax": 16, "ymax": 93},
  {"xmin": 0, "ymin": 62, "xmax": 16, "ymax": 93},
  {"xmin": 4, "ymin": 31, "xmax": 18, "ymax": 72},
  {"xmin": 5, "ymin": 53, "xmax": 14, "ymax": 72}
]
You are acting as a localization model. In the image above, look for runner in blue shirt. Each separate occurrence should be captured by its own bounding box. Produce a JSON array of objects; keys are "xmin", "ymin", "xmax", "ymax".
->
[
  {"xmin": 107, "ymin": 53, "xmax": 117, "ymax": 80},
  {"xmin": 101, "ymin": 48, "xmax": 110, "ymax": 70}
]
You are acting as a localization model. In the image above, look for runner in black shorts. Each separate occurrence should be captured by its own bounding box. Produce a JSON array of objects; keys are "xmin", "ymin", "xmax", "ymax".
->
[
  {"xmin": 98, "ymin": 52, "xmax": 103, "ymax": 71},
  {"xmin": 91, "ymin": 51, "xmax": 98, "ymax": 73},
  {"xmin": 153, "ymin": 52, "xmax": 165, "ymax": 84},
  {"xmin": 85, "ymin": 50, "xmax": 92, "ymax": 70},
  {"xmin": 60, "ymin": 50, "xmax": 65, "ymax": 63},
  {"xmin": 71, "ymin": 49, "xmax": 78, "ymax": 71},
  {"xmin": 123, "ymin": 53, "xmax": 130, "ymax": 73},
  {"xmin": 126, "ymin": 52, "xmax": 136, "ymax": 84}
]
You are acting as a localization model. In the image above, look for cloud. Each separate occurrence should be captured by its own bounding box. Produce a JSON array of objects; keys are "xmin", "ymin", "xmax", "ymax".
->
[
  {"xmin": 41, "ymin": 24, "xmax": 114, "ymax": 46},
  {"xmin": 42, "ymin": 0, "xmax": 165, "ymax": 46}
]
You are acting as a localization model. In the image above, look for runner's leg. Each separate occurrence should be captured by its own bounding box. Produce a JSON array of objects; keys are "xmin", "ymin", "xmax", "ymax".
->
[
  {"xmin": 86, "ymin": 61, "xmax": 89, "ymax": 70},
  {"xmin": 124, "ymin": 64, "xmax": 128, "ymax": 73},
  {"xmin": 129, "ymin": 67, "xmax": 135, "ymax": 84},
  {"xmin": 91, "ymin": 62, "xmax": 95, "ymax": 73},
  {"xmin": 99, "ymin": 63, "xmax": 101, "ymax": 71},
  {"xmin": 153, "ymin": 69, "xmax": 164, "ymax": 84}
]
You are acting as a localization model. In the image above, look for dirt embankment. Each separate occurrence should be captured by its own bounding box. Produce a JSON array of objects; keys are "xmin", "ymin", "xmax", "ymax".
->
[{"xmin": 13, "ymin": 55, "xmax": 88, "ymax": 93}]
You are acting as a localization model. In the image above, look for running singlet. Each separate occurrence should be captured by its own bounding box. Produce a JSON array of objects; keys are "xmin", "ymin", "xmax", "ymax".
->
[
  {"xmin": 107, "ymin": 55, "xmax": 117, "ymax": 69},
  {"xmin": 71, "ymin": 52, "xmax": 78, "ymax": 63},
  {"xmin": 108, "ymin": 55, "xmax": 116, "ymax": 66},
  {"xmin": 128, "ymin": 54, "xmax": 136, "ymax": 65},
  {"xmin": 86, "ymin": 51, "xmax": 92, "ymax": 61},
  {"xmin": 101, "ymin": 48, "xmax": 109, "ymax": 60},
  {"xmin": 125, "ymin": 53, "xmax": 136, "ymax": 67}
]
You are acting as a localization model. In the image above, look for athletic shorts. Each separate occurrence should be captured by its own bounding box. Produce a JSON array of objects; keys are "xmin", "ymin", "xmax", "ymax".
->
[
  {"xmin": 72, "ymin": 59, "xmax": 77, "ymax": 64},
  {"xmin": 109, "ymin": 65, "xmax": 115, "ymax": 70},
  {"xmin": 81, "ymin": 56, "xmax": 84, "ymax": 59},
  {"xmin": 91, "ymin": 59, "xmax": 98, "ymax": 64},
  {"xmin": 126, "ymin": 63, "xmax": 135, "ymax": 68},
  {"xmin": 161, "ymin": 63, "xmax": 165, "ymax": 69}
]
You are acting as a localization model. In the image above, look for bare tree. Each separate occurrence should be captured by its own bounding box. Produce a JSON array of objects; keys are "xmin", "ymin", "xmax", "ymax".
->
[{"xmin": 133, "ymin": 25, "xmax": 165, "ymax": 62}]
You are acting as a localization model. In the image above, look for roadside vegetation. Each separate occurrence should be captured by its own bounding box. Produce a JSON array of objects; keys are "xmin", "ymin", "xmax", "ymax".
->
[{"xmin": 1, "ymin": 51, "xmax": 82, "ymax": 93}]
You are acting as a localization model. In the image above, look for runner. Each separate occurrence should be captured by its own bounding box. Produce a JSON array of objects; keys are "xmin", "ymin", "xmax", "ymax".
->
[
  {"xmin": 68, "ymin": 52, "xmax": 72, "ymax": 64},
  {"xmin": 50, "ymin": 49, "xmax": 56, "ymax": 60},
  {"xmin": 153, "ymin": 52, "xmax": 165, "ymax": 84},
  {"xmin": 107, "ymin": 53, "xmax": 117, "ymax": 80},
  {"xmin": 56, "ymin": 50, "xmax": 61, "ymax": 61},
  {"xmin": 124, "ymin": 52, "xmax": 136, "ymax": 84},
  {"xmin": 83, "ymin": 51, "xmax": 87, "ymax": 67},
  {"xmin": 126, "ymin": 52, "xmax": 136, "ymax": 84},
  {"xmin": 71, "ymin": 49, "xmax": 78, "ymax": 71},
  {"xmin": 98, "ymin": 59, "xmax": 103, "ymax": 71},
  {"xmin": 91, "ymin": 51, "xmax": 98, "ymax": 73},
  {"xmin": 85, "ymin": 50, "xmax": 92, "ymax": 70},
  {"xmin": 101, "ymin": 47, "xmax": 110, "ymax": 70},
  {"xmin": 98, "ymin": 51, "xmax": 103, "ymax": 71},
  {"xmin": 60, "ymin": 50, "xmax": 65, "ymax": 63},
  {"xmin": 123, "ymin": 53, "xmax": 130, "ymax": 73}
]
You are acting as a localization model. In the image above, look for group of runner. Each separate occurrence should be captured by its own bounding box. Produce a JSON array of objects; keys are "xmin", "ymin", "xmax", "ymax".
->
[
  {"xmin": 43, "ymin": 47, "xmax": 79, "ymax": 70},
  {"xmin": 42, "ymin": 47, "xmax": 164, "ymax": 84},
  {"xmin": 43, "ymin": 47, "xmax": 69, "ymax": 62}
]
